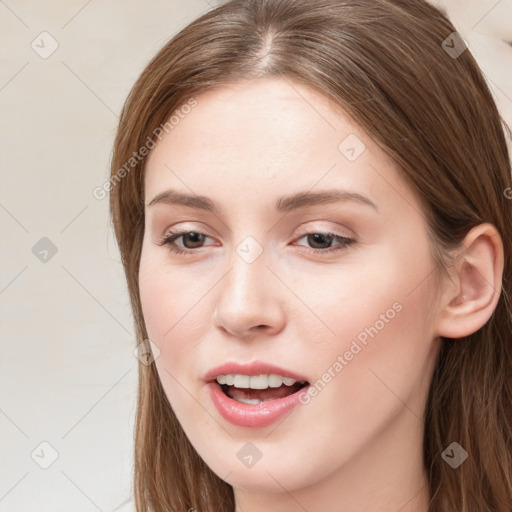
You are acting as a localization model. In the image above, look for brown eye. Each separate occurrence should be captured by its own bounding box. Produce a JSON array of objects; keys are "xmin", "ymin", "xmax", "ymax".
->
[
  {"xmin": 307, "ymin": 233, "xmax": 335, "ymax": 249},
  {"xmin": 294, "ymin": 231, "xmax": 355, "ymax": 254},
  {"xmin": 180, "ymin": 232, "xmax": 207, "ymax": 249},
  {"xmin": 159, "ymin": 230, "xmax": 214, "ymax": 255}
]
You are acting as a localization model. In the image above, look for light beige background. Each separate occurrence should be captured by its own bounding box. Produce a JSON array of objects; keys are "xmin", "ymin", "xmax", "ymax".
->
[{"xmin": 1, "ymin": 1, "xmax": 510, "ymax": 511}]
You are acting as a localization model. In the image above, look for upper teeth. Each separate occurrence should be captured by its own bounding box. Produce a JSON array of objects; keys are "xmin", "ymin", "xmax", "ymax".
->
[{"xmin": 216, "ymin": 374, "xmax": 303, "ymax": 389}]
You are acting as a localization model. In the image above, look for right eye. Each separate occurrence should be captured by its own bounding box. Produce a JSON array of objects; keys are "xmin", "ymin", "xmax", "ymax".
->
[{"xmin": 158, "ymin": 230, "xmax": 215, "ymax": 255}]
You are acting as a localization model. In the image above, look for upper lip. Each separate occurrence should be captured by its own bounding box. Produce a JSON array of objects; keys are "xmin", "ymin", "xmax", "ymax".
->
[{"xmin": 203, "ymin": 361, "xmax": 309, "ymax": 384}]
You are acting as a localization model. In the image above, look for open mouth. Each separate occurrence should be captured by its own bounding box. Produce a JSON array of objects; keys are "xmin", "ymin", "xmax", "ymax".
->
[{"xmin": 215, "ymin": 375, "xmax": 309, "ymax": 405}]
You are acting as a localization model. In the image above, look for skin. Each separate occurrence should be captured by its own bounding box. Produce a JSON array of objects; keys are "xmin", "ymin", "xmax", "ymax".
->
[{"xmin": 138, "ymin": 77, "xmax": 503, "ymax": 512}]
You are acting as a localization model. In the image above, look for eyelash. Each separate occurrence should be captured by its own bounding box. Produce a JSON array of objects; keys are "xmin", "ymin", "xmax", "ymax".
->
[{"xmin": 157, "ymin": 229, "xmax": 355, "ymax": 256}]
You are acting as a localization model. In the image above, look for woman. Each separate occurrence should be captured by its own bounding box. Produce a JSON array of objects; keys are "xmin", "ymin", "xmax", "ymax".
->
[{"xmin": 109, "ymin": 0, "xmax": 512, "ymax": 510}]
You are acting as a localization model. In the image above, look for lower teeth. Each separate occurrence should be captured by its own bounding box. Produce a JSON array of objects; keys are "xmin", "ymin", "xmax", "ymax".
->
[
  {"xmin": 220, "ymin": 383, "xmax": 308, "ymax": 405},
  {"xmin": 234, "ymin": 397, "xmax": 275, "ymax": 405}
]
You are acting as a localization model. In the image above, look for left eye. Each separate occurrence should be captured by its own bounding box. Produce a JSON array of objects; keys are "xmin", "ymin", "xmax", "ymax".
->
[
  {"xmin": 293, "ymin": 232, "xmax": 355, "ymax": 254},
  {"xmin": 158, "ymin": 230, "xmax": 355, "ymax": 256}
]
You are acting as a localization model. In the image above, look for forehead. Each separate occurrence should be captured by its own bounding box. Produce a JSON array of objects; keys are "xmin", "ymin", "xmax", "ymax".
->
[
  {"xmin": 148, "ymin": 78, "xmax": 342, "ymax": 166},
  {"xmin": 143, "ymin": 77, "xmax": 412, "ymax": 216}
]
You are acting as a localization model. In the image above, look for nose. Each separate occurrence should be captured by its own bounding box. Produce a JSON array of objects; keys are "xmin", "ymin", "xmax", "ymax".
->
[{"xmin": 212, "ymin": 247, "xmax": 286, "ymax": 339}]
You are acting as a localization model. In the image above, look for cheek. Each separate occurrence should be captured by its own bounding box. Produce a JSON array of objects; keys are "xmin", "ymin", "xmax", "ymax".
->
[
  {"xmin": 299, "ymin": 243, "xmax": 437, "ymax": 425},
  {"xmin": 138, "ymin": 250, "xmax": 213, "ymax": 375},
  {"xmin": 139, "ymin": 255, "xmax": 213, "ymax": 429},
  {"xmin": 139, "ymin": 248, "xmax": 222, "ymax": 392},
  {"xmin": 293, "ymin": 239, "xmax": 434, "ymax": 351},
  {"xmin": 305, "ymin": 291, "xmax": 435, "ymax": 474}
]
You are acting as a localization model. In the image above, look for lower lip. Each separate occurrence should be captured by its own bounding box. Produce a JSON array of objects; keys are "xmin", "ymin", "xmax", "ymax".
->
[{"xmin": 206, "ymin": 382, "xmax": 309, "ymax": 428}]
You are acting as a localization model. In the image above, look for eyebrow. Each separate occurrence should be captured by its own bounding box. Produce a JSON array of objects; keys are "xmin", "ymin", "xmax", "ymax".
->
[{"xmin": 147, "ymin": 188, "xmax": 378, "ymax": 213}]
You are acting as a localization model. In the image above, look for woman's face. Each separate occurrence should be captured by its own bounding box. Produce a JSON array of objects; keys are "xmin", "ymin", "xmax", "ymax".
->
[{"xmin": 139, "ymin": 78, "xmax": 442, "ymax": 495}]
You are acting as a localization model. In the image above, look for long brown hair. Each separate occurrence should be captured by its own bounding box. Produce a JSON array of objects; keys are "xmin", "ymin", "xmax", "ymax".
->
[{"xmin": 108, "ymin": 0, "xmax": 512, "ymax": 510}]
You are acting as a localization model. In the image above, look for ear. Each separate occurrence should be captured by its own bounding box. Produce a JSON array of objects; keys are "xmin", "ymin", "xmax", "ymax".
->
[{"xmin": 434, "ymin": 223, "xmax": 504, "ymax": 339}]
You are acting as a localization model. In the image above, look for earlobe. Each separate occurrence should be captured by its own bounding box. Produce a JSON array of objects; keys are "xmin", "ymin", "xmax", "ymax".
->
[{"xmin": 434, "ymin": 223, "xmax": 504, "ymax": 339}]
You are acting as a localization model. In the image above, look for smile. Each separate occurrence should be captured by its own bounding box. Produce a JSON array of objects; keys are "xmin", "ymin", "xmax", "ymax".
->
[
  {"xmin": 216, "ymin": 373, "xmax": 308, "ymax": 405},
  {"xmin": 204, "ymin": 362, "xmax": 311, "ymax": 428}
]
